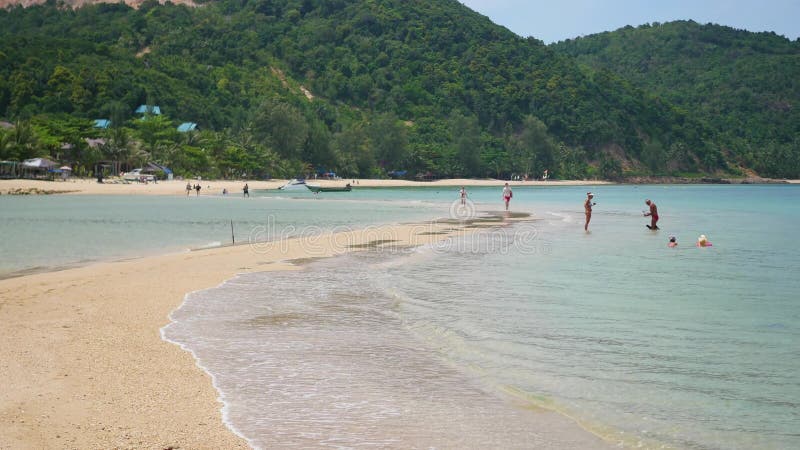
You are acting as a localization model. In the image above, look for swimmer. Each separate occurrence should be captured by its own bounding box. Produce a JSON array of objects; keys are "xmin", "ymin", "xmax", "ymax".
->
[
  {"xmin": 668, "ymin": 235, "xmax": 678, "ymax": 247},
  {"xmin": 696, "ymin": 234, "xmax": 712, "ymax": 247}
]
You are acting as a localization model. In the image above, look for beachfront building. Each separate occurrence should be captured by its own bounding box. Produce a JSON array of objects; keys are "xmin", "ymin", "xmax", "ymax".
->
[
  {"xmin": 85, "ymin": 138, "xmax": 107, "ymax": 149},
  {"xmin": 135, "ymin": 105, "xmax": 161, "ymax": 115},
  {"xmin": 150, "ymin": 162, "xmax": 172, "ymax": 178},
  {"xmin": 177, "ymin": 122, "xmax": 198, "ymax": 132},
  {"xmin": 0, "ymin": 160, "xmax": 19, "ymax": 179},
  {"xmin": 20, "ymin": 157, "xmax": 59, "ymax": 179},
  {"xmin": 94, "ymin": 119, "xmax": 111, "ymax": 129}
]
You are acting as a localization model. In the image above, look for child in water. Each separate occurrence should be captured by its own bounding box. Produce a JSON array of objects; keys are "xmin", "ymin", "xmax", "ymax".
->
[
  {"xmin": 696, "ymin": 234, "xmax": 712, "ymax": 247},
  {"xmin": 668, "ymin": 236, "xmax": 678, "ymax": 247}
]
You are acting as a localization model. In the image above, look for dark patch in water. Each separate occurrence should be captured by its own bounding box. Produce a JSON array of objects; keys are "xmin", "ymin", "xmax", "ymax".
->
[
  {"xmin": 285, "ymin": 257, "xmax": 326, "ymax": 265},
  {"xmin": 246, "ymin": 313, "xmax": 306, "ymax": 327},
  {"xmin": 348, "ymin": 239, "xmax": 399, "ymax": 249}
]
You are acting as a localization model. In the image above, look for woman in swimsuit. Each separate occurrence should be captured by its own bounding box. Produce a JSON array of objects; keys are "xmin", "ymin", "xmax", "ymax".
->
[{"xmin": 502, "ymin": 183, "xmax": 513, "ymax": 211}]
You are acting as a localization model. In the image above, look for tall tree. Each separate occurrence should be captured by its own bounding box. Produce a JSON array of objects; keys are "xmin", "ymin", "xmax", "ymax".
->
[
  {"xmin": 252, "ymin": 98, "xmax": 309, "ymax": 160},
  {"xmin": 511, "ymin": 115, "xmax": 557, "ymax": 179},
  {"xmin": 368, "ymin": 112, "xmax": 408, "ymax": 170},
  {"xmin": 449, "ymin": 112, "xmax": 482, "ymax": 176}
]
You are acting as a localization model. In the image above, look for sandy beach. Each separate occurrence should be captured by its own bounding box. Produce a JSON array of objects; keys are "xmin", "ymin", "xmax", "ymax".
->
[
  {"xmin": 0, "ymin": 177, "xmax": 608, "ymax": 196},
  {"xmin": 0, "ymin": 211, "xmax": 612, "ymax": 449},
  {"xmin": 0, "ymin": 222, "xmax": 461, "ymax": 448}
]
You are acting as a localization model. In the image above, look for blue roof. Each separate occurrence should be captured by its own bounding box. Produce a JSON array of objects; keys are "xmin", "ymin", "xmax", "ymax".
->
[
  {"xmin": 147, "ymin": 162, "xmax": 173, "ymax": 175},
  {"xmin": 135, "ymin": 105, "xmax": 161, "ymax": 115},
  {"xmin": 94, "ymin": 119, "xmax": 111, "ymax": 129},
  {"xmin": 177, "ymin": 122, "xmax": 198, "ymax": 132}
]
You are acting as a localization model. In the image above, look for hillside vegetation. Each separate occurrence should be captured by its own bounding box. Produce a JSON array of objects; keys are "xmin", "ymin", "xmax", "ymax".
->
[
  {"xmin": 553, "ymin": 20, "xmax": 800, "ymax": 178},
  {"xmin": 0, "ymin": 1, "xmax": 791, "ymax": 179}
]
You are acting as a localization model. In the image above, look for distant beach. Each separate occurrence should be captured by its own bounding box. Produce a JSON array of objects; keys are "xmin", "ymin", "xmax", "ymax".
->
[
  {"xmin": 3, "ymin": 177, "xmax": 797, "ymax": 197},
  {"xmin": 0, "ymin": 177, "xmax": 609, "ymax": 196}
]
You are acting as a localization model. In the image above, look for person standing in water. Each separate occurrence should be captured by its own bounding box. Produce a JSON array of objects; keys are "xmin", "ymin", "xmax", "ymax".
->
[
  {"xmin": 243, "ymin": 183, "xmax": 249, "ymax": 198},
  {"xmin": 584, "ymin": 192, "xmax": 595, "ymax": 231},
  {"xmin": 459, "ymin": 186, "xmax": 467, "ymax": 205},
  {"xmin": 186, "ymin": 182, "xmax": 192, "ymax": 196},
  {"xmin": 644, "ymin": 199, "xmax": 659, "ymax": 230},
  {"xmin": 502, "ymin": 183, "xmax": 513, "ymax": 211}
]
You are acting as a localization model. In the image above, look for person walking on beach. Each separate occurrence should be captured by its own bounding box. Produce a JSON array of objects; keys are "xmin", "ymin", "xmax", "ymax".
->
[
  {"xmin": 584, "ymin": 192, "xmax": 595, "ymax": 231},
  {"xmin": 186, "ymin": 182, "xmax": 192, "ymax": 196},
  {"xmin": 502, "ymin": 183, "xmax": 513, "ymax": 211},
  {"xmin": 243, "ymin": 183, "xmax": 249, "ymax": 198},
  {"xmin": 459, "ymin": 186, "xmax": 467, "ymax": 205},
  {"xmin": 644, "ymin": 199, "xmax": 659, "ymax": 230},
  {"xmin": 194, "ymin": 184, "xmax": 201, "ymax": 196}
]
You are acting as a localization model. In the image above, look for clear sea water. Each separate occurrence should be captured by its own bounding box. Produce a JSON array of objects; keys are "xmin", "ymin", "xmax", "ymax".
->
[
  {"xmin": 5, "ymin": 185, "xmax": 800, "ymax": 448},
  {"xmin": 0, "ymin": 189, "xmax": 441, "ymax": 277}
]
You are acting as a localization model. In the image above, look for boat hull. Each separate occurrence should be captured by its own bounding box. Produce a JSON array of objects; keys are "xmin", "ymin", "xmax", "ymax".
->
[{"xmin": 306, "ymin": 185, "xmax": 352, "ymax": 193}]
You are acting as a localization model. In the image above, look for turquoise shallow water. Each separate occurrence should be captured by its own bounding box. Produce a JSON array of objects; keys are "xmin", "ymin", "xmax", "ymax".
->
[
  {"xmin": 4, "ymin": 185, "xmax": 800, "ymax": 448},
  {"xmin": 162, "ymin": 184, "xmax": 800, "ymax": 449},
  {"xmin": 0, "ymin": 191, "xmax": 440, "ymax": 277},
  {"xmin": 389, "ymin": 185, "xmax": 800, "ymax": 449}
]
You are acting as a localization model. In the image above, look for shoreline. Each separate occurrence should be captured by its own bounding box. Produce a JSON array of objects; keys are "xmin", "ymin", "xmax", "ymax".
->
[
  {"xmin": 0, "ymin": 178, "xmax": 609, "ymax": 196},
  {"xmin": 0, "ymin": 220, "xmax": 463, "ymax": 448},
  {"xmin": 1, "ymin": 214, "xmax": 611, "ymax": 448},
  {"xmin": 2, "ymin": 176, "xmax": 797, "ymax": 196}
]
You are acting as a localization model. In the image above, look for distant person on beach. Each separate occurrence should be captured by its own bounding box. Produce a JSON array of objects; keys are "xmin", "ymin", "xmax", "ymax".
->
[
  {"xmin": 459, "ymin": 186, "xmax": 467, "ymax": 205},
  {"xmin": 243, "ymin": 183, "xmax": 249, "ymax": 198},
  {"xmin": 644, "ymin": 199, "xmax": 659, "ymax": 230},
  {"xmin": 194, "ymin": 184, "xmax": 201, "ymax": 196},
  {"xmin": 584, "ymin": 192, "xmax": 595, "ymax": 231},
  {"xmin": 186, "ymin": 182, "xmax": 192, "ymax": 196},
  {"xmin": 668, "ymin": 236, "xmax": 678, "ymax": 247},
  {"xmin": 502, "ymin": 183, "xmax": 513, "ymax": 211},
  {"xmin": 222, "ymin": 188, "xmax": 228, "ymax": 196}
]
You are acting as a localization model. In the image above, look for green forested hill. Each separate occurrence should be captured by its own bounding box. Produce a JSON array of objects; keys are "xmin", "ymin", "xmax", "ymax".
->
[
  {"xmin": 0, "ymin": 1, "xmax": 770, "ymax": 179},
  {"xmin": 553, "ymin": 20, "xmax": 800, "ymax": 178}
]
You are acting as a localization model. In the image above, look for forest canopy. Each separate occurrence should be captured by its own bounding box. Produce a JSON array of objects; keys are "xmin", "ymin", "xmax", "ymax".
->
[{"xmin": 1, "ymin": 1, "xmax": 797, "ymax": 179}]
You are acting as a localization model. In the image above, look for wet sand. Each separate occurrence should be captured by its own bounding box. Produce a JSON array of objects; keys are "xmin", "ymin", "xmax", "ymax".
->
[{"xmin": 0, "ymin": 214, "xmax": 612, "ymax": 449}]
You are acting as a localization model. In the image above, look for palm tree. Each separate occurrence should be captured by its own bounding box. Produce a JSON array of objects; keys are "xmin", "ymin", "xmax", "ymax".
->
[
  {"xmin": 100, "ymin": 126, "xmax": 134, "ymax": 173},
  {"xmin": 2, "ymin": 121, "xmax": 39, "ymax": 160}
]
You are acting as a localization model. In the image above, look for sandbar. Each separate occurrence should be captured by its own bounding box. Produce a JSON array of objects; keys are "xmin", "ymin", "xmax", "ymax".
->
[{"xmin": 0, "ymin": 217, "xmax": 612, "ymax": 448}]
